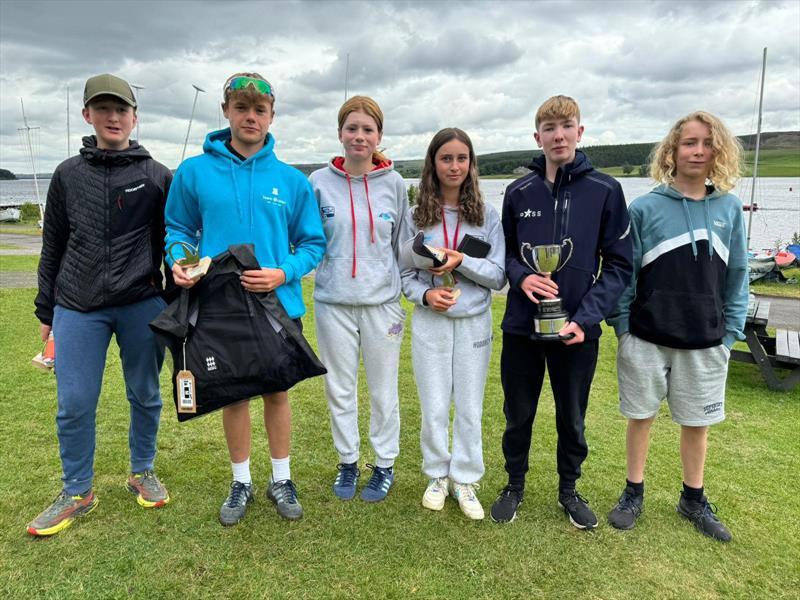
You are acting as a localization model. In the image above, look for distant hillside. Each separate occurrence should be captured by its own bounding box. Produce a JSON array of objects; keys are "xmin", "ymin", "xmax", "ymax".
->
[{"xmin": 0, "ymin": 169, "xmax": 16, "ymax": 180}]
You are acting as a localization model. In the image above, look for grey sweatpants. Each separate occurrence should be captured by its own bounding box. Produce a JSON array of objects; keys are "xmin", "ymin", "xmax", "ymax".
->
[
  {"xmin": 412, "ymin": 307, "xmax": 493, "ymax": 484},
  {"xmin": 315, "ymin": 301, "xmax": 405, "ymax": 468}
]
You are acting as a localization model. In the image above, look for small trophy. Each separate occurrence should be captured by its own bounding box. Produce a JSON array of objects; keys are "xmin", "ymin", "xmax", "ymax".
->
[
  {"xmin": 520, "ymin": 239, "xmax": 574, "ymax": 341},
  {"xmin": 168, "ymin": 241, "xmax": 211, "ymax": 281}
]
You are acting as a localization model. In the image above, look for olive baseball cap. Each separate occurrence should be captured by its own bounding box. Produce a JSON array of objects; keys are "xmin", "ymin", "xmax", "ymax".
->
[{"xmin": 83, "ymin": 74, "xmax": 137, "ymax": 107}]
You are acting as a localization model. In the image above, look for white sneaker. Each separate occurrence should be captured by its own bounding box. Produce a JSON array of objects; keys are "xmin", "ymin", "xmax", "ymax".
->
[
  {"xmin": 422, "ymin": 477, "xmax": 449, "ymax": 511},
  {"xmin": 450, "ymin": 481, "xmax": 484, "ymax": 520}
]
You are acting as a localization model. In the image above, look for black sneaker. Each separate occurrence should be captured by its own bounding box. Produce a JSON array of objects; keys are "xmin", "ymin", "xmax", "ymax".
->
[
  {"xmin": 608, "ymin": 486, "xmax": 644, "ymax": 530},
  {"xmin": 490, "ymin": 484, "xmax": 524, "ymax": 523},
  {"xmin": 677, "ymin": 493, "xmax": 732, "ymax": 542},
  {"xmin": 558, "ymin": 490, "xmax": 598, "ymax": 530},
  {"xmin": 219, "ymin": 481, "xmax": 253, "ymax": 527},
  {"xmin": 267, "ymin": 479, "xmax": 303, "ymax": 521}
]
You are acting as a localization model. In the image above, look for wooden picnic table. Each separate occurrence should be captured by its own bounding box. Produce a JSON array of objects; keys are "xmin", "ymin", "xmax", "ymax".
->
[{"xmin": 730, "ymin": 295, "xmax": 800, "ymax": 391}]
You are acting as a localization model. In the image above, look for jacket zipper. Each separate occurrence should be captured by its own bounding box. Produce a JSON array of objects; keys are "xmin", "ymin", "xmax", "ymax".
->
[{"xmin": 104, "ymin": 165, "xmax": 110, "ymax": 303}]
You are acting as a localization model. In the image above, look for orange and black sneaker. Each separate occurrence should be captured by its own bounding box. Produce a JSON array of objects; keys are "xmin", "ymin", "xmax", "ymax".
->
[
  {"xmin": 27, "ymin": 490, "xmax": 98, "ymax": 536},
  {"xmin": 127, "ymin": 470, "xmax": 170, "ymax": 508}
]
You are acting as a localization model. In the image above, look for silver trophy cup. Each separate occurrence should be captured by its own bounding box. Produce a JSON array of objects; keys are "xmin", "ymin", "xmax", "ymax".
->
[{"xmin": 520, "ymin": 239, "xmax": 574, "ymax": 341}]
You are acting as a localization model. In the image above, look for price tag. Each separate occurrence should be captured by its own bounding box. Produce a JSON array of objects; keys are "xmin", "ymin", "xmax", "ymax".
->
[{"xmin": 176, "ymin": 370, "xmax": 197, "ymax": 413}]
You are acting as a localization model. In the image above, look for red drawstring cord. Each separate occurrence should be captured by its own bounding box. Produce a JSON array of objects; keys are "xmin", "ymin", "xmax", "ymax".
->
[
  {"xmin": 346, "ymin": 172, "xmax": 376, "ymax": 278},
  {"xmin": 364, "ymin": 173, "xmax": 375, "ymax": 244}
]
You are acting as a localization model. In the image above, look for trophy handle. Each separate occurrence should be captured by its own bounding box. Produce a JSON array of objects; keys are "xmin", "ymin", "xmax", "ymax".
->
[
  {"xmin": 167, "ymin": 241, "xmax": 200, "ymax": 266},
  {"xmin": 520, "ymin": 242, "xmax": 539, "ymax": 273},
  {"xmin": 556, "ymin": 238, "xmax": 574, "ymax": 272}
]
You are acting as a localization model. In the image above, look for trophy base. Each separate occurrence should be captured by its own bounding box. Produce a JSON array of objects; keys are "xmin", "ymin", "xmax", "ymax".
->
[{"xmin": 531, "ymin": 299, "xmax": 570, "ymax": 342}]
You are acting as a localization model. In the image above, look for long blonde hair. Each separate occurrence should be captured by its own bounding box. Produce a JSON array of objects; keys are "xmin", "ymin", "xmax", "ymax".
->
[
  {"xmin": 414, "ymin": 128, "xmax": 484, "ymax": 229},
  {"xmin": 650, "ymin": 111, "xmax": 742, "ymax": 192},
  {"xmin": 337, "ymin": 95, "xmax": 388, "ymax": 163}
]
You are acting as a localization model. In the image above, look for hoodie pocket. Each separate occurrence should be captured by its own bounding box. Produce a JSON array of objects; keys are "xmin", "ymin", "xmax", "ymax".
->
[{"xmin": 631, "ymin": 289, "xmax": 724, "ymax": 347}]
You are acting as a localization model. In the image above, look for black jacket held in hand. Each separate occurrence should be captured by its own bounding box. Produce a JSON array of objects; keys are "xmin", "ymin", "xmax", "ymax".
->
[
  {"xmin": 149, "ymin": 244, "xmax": 327, "ymax": 422},
  {"xmin": 501, "ymin": 150, "xmax": 633, "ymax": 340},
  {"xmin": 35, "ymin": 136, "xmax": 174, "ymax": 325}
]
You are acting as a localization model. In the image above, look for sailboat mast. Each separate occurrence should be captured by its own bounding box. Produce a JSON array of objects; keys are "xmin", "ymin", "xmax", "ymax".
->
[
  {"xmin": 746, "ymin": 47, "xmax": 767, "ymax": 250},
  {"xmin": 66, "ymin": 86, "xmax": 71, "ymax": 157},
  {"xmin": 19, "ymin": 98, "xmax": 44, "ymax": 222},
  {"xmin": 344, "ymin": 53, "xmax": 350, "ymax": 102}
]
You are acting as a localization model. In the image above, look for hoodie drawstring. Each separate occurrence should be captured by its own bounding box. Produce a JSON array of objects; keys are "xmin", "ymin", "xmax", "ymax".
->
[
  {"xmin": 345, "ymin": 172, "xmax": 376, "ymax": 278},
  {"xmin": 704, "ymin": 196, "xmax": 713, "ymax": 260},
  {"xmin": 681, "ymin": 198, "xmax": 699, "ymax": 261},
  {"xmin": 249, "ymin": 159, "xmax": 256, "ymax": 232},
  {"xmin": 229, "ymin": 159, "xmax": 243, "ymax": 222}
]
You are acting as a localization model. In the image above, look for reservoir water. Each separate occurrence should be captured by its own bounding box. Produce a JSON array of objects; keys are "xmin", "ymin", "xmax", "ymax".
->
[{"xmin": 2, "ymin": 176, "xmax": 798, "ymax": 252}]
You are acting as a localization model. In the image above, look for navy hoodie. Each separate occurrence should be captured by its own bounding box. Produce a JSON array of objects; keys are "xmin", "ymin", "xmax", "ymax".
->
[{"xmin": 501, "ymin": 150, "xmax": 633, "ymax": 340}]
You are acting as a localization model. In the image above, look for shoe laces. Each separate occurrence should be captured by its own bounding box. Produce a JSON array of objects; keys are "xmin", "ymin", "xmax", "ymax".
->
[
  {"xmin": 336, "ymin": 463, "xmax": 360, "ymax": 487},
  {"xmin": 428, "ymin": 477, "xmax": 448, "ymax": 492},
  {"xmin": 455, "ymin": 482, "xmax": 480, "ymax": 501},
  {"xmin": 132, "ymin": 469, "xmax": 162, "ymax": 494},
  {"xmin": 498, "ymin": 484, "xmax": 523, "ymax": 503},
  {"xmin": 689, "ymin": 497, "xmax": 721, "ymax": 522},
  {"xmin": 225, "ymin": 481, "xmax": 251, "ymax": 507},
  {"xmin": 617, "ymin": 489, "xmax": 642, "ymax": 514},
  {"xmin": 272, "ymin": 479, "xmax": 298, "ymax": 504},
  {"xmin": 43, "ymin": 491, "xmax": 80, "ymax": 517},
  {"xmin": 562, "ymin": 490, "xmax": 590, "ymax": 509},
  {"xmin": 364, "ymin": 464, "xmax": 392, "ymax": 491}
]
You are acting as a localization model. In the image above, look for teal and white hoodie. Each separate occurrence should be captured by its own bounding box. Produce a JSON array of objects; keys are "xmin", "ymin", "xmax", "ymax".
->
[
  {"xmin": 164, "ymin": 129, "xmax": 326, "ymax": 319},
  {"xmin": 309, "ymin": 157, "xmax": 408, "ymax": 305},
  {"xmin": 607, "ymin": 184, "xmax": 748, "ymax": 349}
]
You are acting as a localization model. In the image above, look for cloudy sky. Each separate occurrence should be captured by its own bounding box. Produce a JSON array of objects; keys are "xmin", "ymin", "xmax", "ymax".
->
[{"xmin": 1, "ymin": 0, "xmax": 798, "ymax": 174}]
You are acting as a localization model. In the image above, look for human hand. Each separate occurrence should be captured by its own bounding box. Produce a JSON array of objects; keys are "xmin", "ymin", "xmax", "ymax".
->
[
  {"xmin": 520, "ymin": 274, "xmax": 559, "ymax": 304},
  {"xmin": 429, "ymin": 248, "xmax": 464, "ymax": 276},
  {"xmin": 558, "ymin": 321, "xmax": 584, "ymax": 345},
  {"xmin": 424, "ymin": 287, "xmax": 457, "ymax": 312},
  {"xmin": 241, "ymin": 268, "xmax": 286, "ymax": 293},
  {"xmin": 39, "ymin": 323, "xmax": 51, "ymax": 342},
  {"xmin": 171, "ymin": 261, "xmax": 197, "ymax": 289}
]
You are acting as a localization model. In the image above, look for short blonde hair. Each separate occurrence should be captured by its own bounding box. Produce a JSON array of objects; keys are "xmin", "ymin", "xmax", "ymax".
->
[
  {"xmin": 535, "ymin": 95, "xmax": 581, "ymax": 130},
  {"xmin": 650, "ymin": 111, "xmax": 742, "ymax": 192},
  {"xmin": 337, "ymin": 95, "xmax": 387, "ymax": 163}
]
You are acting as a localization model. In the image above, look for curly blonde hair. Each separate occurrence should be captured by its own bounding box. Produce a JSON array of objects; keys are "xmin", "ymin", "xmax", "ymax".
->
[
  {"xmin": 222, "ymin": 72, "xmax": 275, "ymax": 108},
  {"xmin": 414, "ymin": 128, "xmax": 484, "ymax": 229},
  {"xmin": 337, "ymin": 95, "xmax": 388, "ymax": 163},
  {"xmin": 650, "ymin": 111, "xmax": 742, "ymax": 192}
]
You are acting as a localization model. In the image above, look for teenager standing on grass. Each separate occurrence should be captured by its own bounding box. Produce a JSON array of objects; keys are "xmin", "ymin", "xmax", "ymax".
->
[
  {"xmin": 399, "ymin": 128, "xmax": 506, "ymax": 520},
  {"xmin": 166, "ymin": 73, "xmax": 325, "ymax": 525},
  {"xmin": 492, "ymin": 95, "xmax": 633, "ymax": 528},
  {"xmin": 606, "ymin": 112, "xmax": 748, "ymax": 542},
  {"xmin": 309, "ymin": 96, "xmax": 408, "ymax": 502},
  {"xmin": 29, "ymin": 74, "xmax": 173, "ymax": 536}
]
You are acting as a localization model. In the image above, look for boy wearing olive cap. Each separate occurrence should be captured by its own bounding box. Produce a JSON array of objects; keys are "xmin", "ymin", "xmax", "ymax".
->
[{"xmin": 29, "ymin": 74, "xmax": 174, "ymax": 536}]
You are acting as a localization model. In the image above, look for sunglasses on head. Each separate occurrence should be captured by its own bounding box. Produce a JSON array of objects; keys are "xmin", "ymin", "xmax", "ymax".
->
[{"xmin": 224, "ymin": 76, "xmax": 274, "ymax": 98}]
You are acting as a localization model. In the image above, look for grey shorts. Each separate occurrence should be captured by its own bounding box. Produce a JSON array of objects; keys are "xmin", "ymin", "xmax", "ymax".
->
[{"xmin": 616, "ymin": 333, "xmax": 730, "ymax": 426}]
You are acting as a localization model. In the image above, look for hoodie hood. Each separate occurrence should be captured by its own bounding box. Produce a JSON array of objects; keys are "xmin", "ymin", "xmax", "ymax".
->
[
  {"xmin": 200, "ymin": 128, "xmax": 278, "ymax": 228},
  {"xmin": 528, "ymin": 149, "xmax": 594, "ymax": 183},
  {"xmin": 650, "ymin": 183, "xmax": 725, "ymax": 260},
  {"xmin": 80, "ymin": 135, "xmax": 152, "ymax": 165},
  {"xmin": 328, "ymin": 155, "xmax": 394, "ymax": 179}
]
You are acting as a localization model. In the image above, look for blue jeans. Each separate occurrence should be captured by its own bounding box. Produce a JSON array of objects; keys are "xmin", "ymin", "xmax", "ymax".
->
[{"xmin": 52, "ymin": 296, "xmax": 166, "ymax": 495}]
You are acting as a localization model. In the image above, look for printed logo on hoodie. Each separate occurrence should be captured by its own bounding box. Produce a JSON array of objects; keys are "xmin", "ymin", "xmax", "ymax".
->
[
  {"xmin": 262, "ymin": 187, "xmax": 286, "ymax": 207},
  {"xmin": 321, "ymin": 206, "xmax": 335, "ymax": 220}
]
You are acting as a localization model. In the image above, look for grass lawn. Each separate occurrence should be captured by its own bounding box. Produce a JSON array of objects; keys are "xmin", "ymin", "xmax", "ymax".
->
[
  {"xmin": 0, "ymin": 278, "xmax": 798, "ymax": 599},
  {"xmin": 750, "ymin": 267, "xmax": 800, "ymax": 299},
  {"xmin": 0, "ymin": 255, "xmax": 39, "ymax": 271}
]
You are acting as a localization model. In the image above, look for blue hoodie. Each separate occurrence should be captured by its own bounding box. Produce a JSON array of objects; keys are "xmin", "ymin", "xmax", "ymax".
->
[
  {"xmin": 165, "ymin": 129, "xmax": 326, "ymax": 319},
  {"xmin": 607, "ymin": 184, "xmax": 748, "ymax": 349}
]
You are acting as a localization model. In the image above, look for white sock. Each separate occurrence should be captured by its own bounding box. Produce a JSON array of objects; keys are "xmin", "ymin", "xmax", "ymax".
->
[
  {"xmin": 231, "ymin": 458, "xmax": 252, "ymax": 485},
  {"xmin": 271, "ymin": 456, "xmax": 291, "ymax": 482}
]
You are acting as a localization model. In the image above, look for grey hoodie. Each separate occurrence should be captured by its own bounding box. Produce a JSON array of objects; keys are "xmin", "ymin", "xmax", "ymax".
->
[
  {"xmin": 399, "ymin": 204, "xmax": 506, "ymax": 318},
  {"xmin": 309, "ymin": 157, "xmax": 409, "ymax": 305}
]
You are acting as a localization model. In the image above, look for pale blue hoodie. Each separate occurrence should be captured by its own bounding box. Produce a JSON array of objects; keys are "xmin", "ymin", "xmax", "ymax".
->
[{"xmin": 165, "ymin": 129, "xmax": 326, "ymax": 319}]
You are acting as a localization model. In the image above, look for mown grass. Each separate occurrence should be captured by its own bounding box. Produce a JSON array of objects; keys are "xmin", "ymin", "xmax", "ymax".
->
[
  {"xmin": 751, "ymin": 267, "xmax": 800, "ymax": 299},
  {"xmin": 0, "ymin": 275, "xmax": 798, "ymax": 599},
  {"xmin": 0, "ymin": 255, "xmax": 39, "ymax": 271}
]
